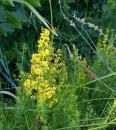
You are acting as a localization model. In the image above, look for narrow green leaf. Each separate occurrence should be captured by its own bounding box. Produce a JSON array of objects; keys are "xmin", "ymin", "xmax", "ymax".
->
[
  {"xmin": 0, "ymin": 91, "xmax": 17, "ymax": 99},
  {"xmin": 81, "ymin": 72, "xmax": 116, "ymax": 87}
]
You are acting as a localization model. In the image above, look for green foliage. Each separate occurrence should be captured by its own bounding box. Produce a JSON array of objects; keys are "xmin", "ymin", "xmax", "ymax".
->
[
  {"xmin": 0, "ymin": 1, "xmax": 27, "ymax": 36},
  {"xmin": 0, "ymin": 0, "xmax": 56, "ymax": 37},
  {"xmin": 25, "ymin": 0, "xmax": 41, "ymax": 6},
  {"xmin": 1, "ymin": 35, "xmax": 116, "ymax": 129},
  {"xmin": 0, "ymin": 0, "xmax": 116, "ymax": 130},
  {"xmin": 90, "ymin": 35, "xmax": 116, "ymax": 116}
]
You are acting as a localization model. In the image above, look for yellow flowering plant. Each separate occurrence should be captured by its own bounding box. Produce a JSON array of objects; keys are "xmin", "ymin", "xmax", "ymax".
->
[{"xmin": 24, "ymin": 28, "xmax": 67, "ymax": 103}]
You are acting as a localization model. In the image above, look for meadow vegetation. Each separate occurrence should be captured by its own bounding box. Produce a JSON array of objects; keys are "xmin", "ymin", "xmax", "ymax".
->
[{"xmin": 0, "ymin": 0, "xmax": 116, "ymax": 130}]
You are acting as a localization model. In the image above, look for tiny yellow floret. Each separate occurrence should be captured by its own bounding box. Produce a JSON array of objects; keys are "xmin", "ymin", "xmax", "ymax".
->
[{"xmin": 24, "ymin": 28, "xmax": 67, "ymax": 104}]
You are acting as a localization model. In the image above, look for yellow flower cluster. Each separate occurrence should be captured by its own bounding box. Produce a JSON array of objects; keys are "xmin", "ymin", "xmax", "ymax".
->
[
  {"xmin": 97, "ymin": 35, "xmax": 116, "ymax": 59},
  {"xmin": 24, "ymin": 28, "xmax": 67, "ymax": 102}
]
